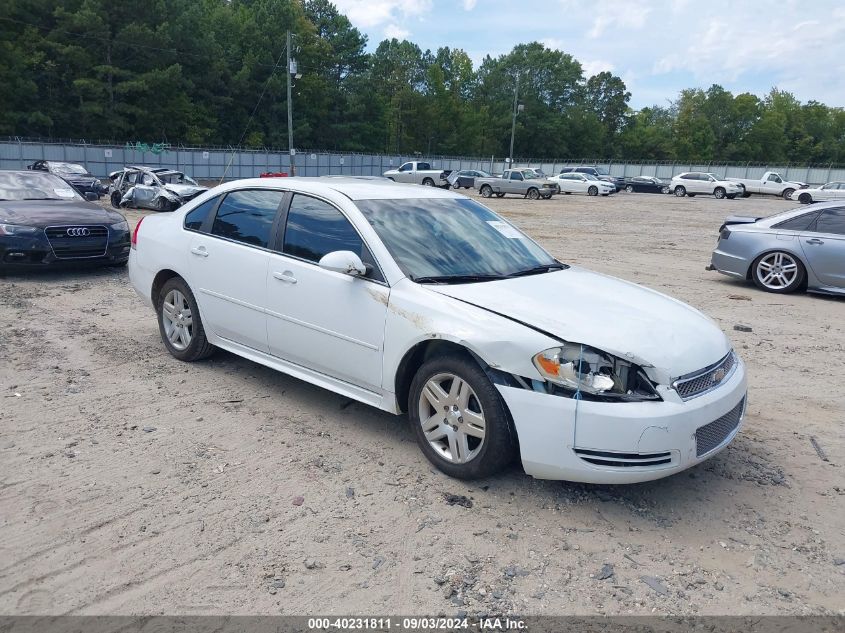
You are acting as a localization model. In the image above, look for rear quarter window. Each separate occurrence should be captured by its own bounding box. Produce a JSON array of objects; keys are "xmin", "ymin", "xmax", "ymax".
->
[
  {"xmin": 773, "ymin": 211, "xmax": 822, "ymax": 231},
  {"xmin": 184, "ymin": 196, "xmax": 221, "ymax": 232}
]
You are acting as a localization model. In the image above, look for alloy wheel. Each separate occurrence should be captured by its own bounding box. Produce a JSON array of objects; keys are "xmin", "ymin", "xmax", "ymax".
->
[
  {"xmin": 417, "ymin": 373, "xmax": 486, "ymax": 464},
  {"xmin": 755, "ymin": 252, "xmax": 799, "ymax": 290},
  {"xmin": 161, "ymin": 289, "xmax": 193, "ymax": 351}
]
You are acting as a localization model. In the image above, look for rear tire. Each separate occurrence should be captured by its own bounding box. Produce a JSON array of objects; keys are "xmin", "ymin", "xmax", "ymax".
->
[
  {"xmin": 674, "ymin": 186, "xmax": 686, "ymax": 197},
  {"xmin": 751, "ymin": 251, "xmax": 805, "ymax": 294},
  {"xmin": 625, "ymin": 184, "xmax": 634, "ymax": 193},
  {"xmin": 156, "ymin": 277, "xmax": 215, "ymax": 362},
  {"xmin": 495, "ymin": 193, "xmax": 505, "ymax": 198},
  {"xmin": 480, "ymin": 185, "xmax": 493, "ymax": 198},
  {"xmin": 409, "ymin": 353, "xmax": 516, "ymax": 480},
  {"xmin": 422, "ymin": 178, "xmax": 435, "ymax": 187},
  {"xmin": 740, "ymin": 185, "xmax": 751, "ymax": 198},
  {"xmin": 110, "ymin": 192, "xmax": 122, "ymax": 208},
  {"xmin": 588, "ymin": 186, "xmax": 598, "ymax": 196},
  {"xmin": 726, "ymin": 194, "xmax": 737, "ymax": 199},
  {"xmin": 798, "ymin": 192, "xmax": 813, "ymax": 204}
]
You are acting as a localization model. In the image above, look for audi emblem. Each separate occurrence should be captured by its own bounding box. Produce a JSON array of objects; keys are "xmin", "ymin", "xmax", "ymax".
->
[{"xmin": 66, "ymin": 227, "xmax": 91, "ymax": 237}]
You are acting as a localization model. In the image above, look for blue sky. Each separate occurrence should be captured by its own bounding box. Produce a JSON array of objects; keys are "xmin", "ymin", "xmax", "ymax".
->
[{"xmin": 331, "ymin": 0, "xmax": 845, "ymax": 108}]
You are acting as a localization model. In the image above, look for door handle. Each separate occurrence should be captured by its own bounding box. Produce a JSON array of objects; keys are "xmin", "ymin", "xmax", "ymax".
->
[
  {"xmin": 190, "ymin": 246, "xmax": 209, "ymax": 257},
  {"xmin": 805, "ymin": 238, "xmax": 824, "ymax": 245},
  {"xmin": 273, "ymin": 271, "xmax": 297, "ymax": 284}
]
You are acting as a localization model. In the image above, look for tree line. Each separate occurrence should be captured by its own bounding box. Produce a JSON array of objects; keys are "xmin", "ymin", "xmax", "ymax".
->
[{"xmin": 2, "ymin": 0, "xmax": 843, "ymax": 164}]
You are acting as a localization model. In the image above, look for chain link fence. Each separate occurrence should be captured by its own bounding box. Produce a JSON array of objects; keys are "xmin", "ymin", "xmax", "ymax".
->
[{"xmin": 2, "ymin": 138, "xmax": 843, "ymax": 185}]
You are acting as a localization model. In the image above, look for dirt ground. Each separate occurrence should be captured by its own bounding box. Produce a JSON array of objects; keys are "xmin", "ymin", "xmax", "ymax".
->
[{"xmin": 0, "ymin": 190, "xmax": 842, "ymax": 616}]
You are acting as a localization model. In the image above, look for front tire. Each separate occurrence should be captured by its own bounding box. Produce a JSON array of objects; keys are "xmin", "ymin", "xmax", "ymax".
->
[
  {"xmin": 110, "ymin": 192, "xmax": 122, "ymax": 208},
  {"xmin": 480, "ymin": 185, "xmax": 493, "ymax": 198},
  {"xmin": 495, "ymin": 192, "xmax": 505, "ymax": 198},
  {"xmin": 751, "ymin": 251, "xmax": 805, "ymax": 294},
  {"xmin": 782, "ymin": 188, "xmax": 795, "ymax": 200},
  {"xmin": 527, "ymin": 187, "xmax": 540, "ymax": 200},
  {"xmin": 588, "ymin": 185, "xmax": 598, "ymax": 196},
  {"xmin": 714, "ymin": 187, "xmax": 726, "ymax": 199},
  {"xmin": 674, "ymin": 186, "xmax": 686, "ymax": 197},
  {"xmin": 409, "ymin": 353, "xmax": 515, "ymax": 480},
  {"xmin": 156, "ymin": 277, "xmax": 215, "ymax": 361}
]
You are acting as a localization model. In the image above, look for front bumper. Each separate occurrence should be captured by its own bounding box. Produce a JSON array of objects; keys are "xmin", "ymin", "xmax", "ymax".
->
[
  {"xmin": 498, "ymin": 356, "xmax": 747, "ymax": 483},
  {"xmin": 0, "ymin": 230, "xmax": 130, "ymax": 269}
]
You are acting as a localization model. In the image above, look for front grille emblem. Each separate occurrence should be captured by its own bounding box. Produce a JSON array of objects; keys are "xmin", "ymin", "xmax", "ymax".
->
[
  {"xmin": 66, "ymin": 227, "xmax": 91, "ymax": 237},
  {"xmin": 712, "ymin": 368, "xmax": 726, "ymax": 383}
]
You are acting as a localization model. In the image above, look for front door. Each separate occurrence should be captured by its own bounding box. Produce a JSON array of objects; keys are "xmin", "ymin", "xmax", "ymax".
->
[
  {"xmin": 188, "ymin": 188, "xmax": 285, "ymax": 352},
  {"xmin": 265, "ymin": 193, "xmax": 388, "ymax": 392},
  {"xmin": 800, "ymin": 207, "xmax": 845, "ymax": 288}
]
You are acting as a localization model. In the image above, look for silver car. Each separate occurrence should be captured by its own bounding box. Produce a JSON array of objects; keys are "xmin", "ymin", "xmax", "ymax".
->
[{"xmin": 708, "ymin": 202, "xmax": 845, "ymax": 295}]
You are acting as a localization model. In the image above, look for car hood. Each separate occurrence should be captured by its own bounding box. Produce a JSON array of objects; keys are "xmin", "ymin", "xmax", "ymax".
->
[
  {"xmin": 163, "ymin": 184, "xmax": 207, "ymax": 198},
  {"xmin": 0, "ymin": 200, "xmax": 123, "ymax": 227},
  {"xmin": 427, "ymin": 267, "xmax": 730, "ymax": 380}
]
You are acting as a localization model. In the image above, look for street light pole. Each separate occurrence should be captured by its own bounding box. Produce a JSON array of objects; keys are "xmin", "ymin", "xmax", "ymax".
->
[
  {"xmin": 508, "ymin": 73, "xmax": 520, "ymax": 168},
  {"xmin": 286, "ymin": 30, "xmax": 296, "ymax": 176}
]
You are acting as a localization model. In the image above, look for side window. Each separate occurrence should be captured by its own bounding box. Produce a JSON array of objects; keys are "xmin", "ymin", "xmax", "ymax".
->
[
  {"xmin": 184, "ymin": 196, "xmax": 220, "ymax": 232},
  {"xmin": 511, "ymin": 172, "xmax": 523, "ymax": 181},
  {"xmin": 768, "ymin": 174, "xmax": 782, "ymax": 183},
  {"xmin": 773, "ymin": 211, "xmax": 821, "ymax": 231},
  {"xmin": 283, "ymin": 195, "xmax": 383, "ymax": 281},
  {"xmin": 418, "ymin": 162, "xmax": 431, "ymax": 170},
  {"xmin": 680, "ymin": 174, "xmax": 692, "ymax": 180},
  {"xmin": 211, "ymin": 189, "xmax": 283, "ymax": 248},
  {"xmin": 141, "ymin": 173, "xmax": 156, "ymax": 186},
  {"xmin": 814, "ymin": 208, "xmax": 845, "ymax": 235}
]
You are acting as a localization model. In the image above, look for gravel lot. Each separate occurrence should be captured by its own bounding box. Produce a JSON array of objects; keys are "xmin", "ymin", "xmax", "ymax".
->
[{"xmin": 0, "ymin": 190, "xmax": 842, "ymax": 616}]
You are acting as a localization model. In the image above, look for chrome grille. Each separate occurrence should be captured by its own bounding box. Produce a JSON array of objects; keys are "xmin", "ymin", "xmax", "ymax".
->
[
  {"xmin": 674, "ymin": 351, "xmax": 736, "ymax": 400},
  {"xmin": 695, "ymin": 397, "xmax": 745, "ymax": 457},
  {"xmin": 45, "ymin": 225, "xmax": 109, "ymax": 259}
]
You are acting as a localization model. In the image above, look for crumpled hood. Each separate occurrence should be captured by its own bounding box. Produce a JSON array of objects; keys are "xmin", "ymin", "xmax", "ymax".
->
[
  {"xmin": 163, "ymin": 184, "xmax": 207, "ymax": 198},
  {"xmin": 427, "ymin": 267, "xmax": 731, "ymax": 380}
]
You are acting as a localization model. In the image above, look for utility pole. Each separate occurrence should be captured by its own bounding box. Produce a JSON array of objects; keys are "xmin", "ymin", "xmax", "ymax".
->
[
  {"xmin": 508, "ymin": 73, "xmax": 522, "ymax": 168},
  {"xmin": 286, "ymin": 30, "xmax": 296, "ymax": 176}
]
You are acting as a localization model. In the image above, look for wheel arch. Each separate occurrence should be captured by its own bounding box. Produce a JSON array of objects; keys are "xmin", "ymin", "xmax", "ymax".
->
[{"xmin": 151, "ymin": 269, "xmax": 182, "ymax": 307}]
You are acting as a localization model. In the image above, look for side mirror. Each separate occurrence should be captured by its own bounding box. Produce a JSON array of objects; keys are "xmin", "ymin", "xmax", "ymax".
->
[
  {"xmin": 84, "ymin": 192, "xmax": 98, "ymax": 201},
  {"xmin": 318, "ymin": 250, "xmax": 367, "ymax": 277}
]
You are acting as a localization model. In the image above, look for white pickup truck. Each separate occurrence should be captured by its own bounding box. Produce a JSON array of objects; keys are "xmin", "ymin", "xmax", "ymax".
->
[
  {"xmin": 383, "ymin": 161, "xmax": 451, "ymax": 187},
  {"xmin": 726, "ymin": 171, "xmax": 807, "ymax": 200}
]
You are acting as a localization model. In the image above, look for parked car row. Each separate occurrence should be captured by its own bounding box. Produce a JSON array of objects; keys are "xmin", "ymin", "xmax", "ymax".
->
[{"xmin": 27, "ymin": 160, "xmax": 106, "ymax": 198}]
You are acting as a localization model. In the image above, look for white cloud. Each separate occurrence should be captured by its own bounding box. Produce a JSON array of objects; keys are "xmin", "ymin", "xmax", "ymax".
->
[
  {"xmin": 463, "ymin": 0, "xmax": 478, "ymax": 10},
  {"xmin": 384, "ymin": 23, "xmax": 410, "ymax": 40},
  {"xmin": 581, "ymin": 59, "xmax": 615, "ymax": 77}
]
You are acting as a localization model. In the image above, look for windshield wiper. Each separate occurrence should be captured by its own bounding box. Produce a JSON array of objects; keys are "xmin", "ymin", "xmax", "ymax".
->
[
  {"xmin": 507, "ymin": 263, "xmax": 567, "ymax": 277},
  {"xmin": 412, "ymin": 274, "xmax": 509, "ymax": 284}
]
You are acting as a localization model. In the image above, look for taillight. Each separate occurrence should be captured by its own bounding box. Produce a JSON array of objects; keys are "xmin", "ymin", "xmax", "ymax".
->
[
  {"xmin": 131, "ymin": 216, "xmax": 144, "ymax": 249},
  {"xmin": 720, "ymin": 227, "xmax": 731, "ymax": 240}
]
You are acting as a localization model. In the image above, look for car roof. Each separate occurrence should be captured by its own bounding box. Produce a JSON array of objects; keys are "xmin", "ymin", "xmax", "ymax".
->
[
  {"xmin": 216, "ymin": 176, "xmax": 464, "ymax": 201},
  {"xmin": 754, "ymin": 201, "xmax": 843, "ymax": 228}
]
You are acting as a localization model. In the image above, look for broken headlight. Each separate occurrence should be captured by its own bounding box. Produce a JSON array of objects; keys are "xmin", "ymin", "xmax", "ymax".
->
[{"xmin": 532, "ymin": 343, "xmax": 660, "ymax": 402}]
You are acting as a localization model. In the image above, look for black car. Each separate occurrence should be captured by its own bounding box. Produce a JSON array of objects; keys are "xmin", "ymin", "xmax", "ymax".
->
[
  {"xmin": 623, "ymin": 176, "xmax": 671, "ymax": 194},
  {"xmin": 448, "ymin": 169, "xmax": 491, "ymax": 189},
  {"xmin": 0, "ymin": 171, "xmax": 130, "ymax": 271},
  {"xmin": 559, "ymin": 166, "xmax": 625, "ymax": 191},
  {"xmin": 28, "ymin": 160, "xmax": 105, "ymax": 198}
]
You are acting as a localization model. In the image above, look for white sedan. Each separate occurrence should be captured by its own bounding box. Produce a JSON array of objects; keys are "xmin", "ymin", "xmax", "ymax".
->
[
  {"xmin": 129, "ymin": 178, "xmax": 747, "ymax": 483},
  {"xmin": 549, "ymin": 172, "xmax": 616, "ymax": 196},
  {"xmin": 790, "ymin": 182, "xmax": 845, "ymax": 204}
]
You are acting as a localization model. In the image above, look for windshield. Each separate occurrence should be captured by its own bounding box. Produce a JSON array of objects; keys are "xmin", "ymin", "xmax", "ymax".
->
[
  {"xmin": 355, "ymin": 198, "xmax": 559, "ymax": 282},
  {"xmin": 157, "ymin": 172, "xmax": 198, "ymax": 185},
  {"xmin": 50, "ymin": 162, "xmax": 89, "ymax": 176},
  {"xmin": 595, "ymin": 168, "xmax": 609, "ymax": 175},
  {"xmin": 0, "ymin": 172, "xmax": 82, "ymax": 201},
  {"xmin": 706, "ymin": 173, "xmax": 723, "ymax": 181}
]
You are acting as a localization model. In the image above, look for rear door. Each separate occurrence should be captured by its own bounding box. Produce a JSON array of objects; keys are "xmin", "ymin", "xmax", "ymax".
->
[
  {"xmin": 800, "ymin": 206, "xmax": 845, "ymax": 288},
  {"xmin": 188, "ymin": 188, "xmax": 285, "ymax": 352},
  {"xmin": 265, "ymin": 193, "xmax": 388, "ymax": 391}
]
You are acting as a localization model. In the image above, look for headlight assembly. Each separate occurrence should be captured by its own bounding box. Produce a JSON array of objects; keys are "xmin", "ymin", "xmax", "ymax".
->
[
  {"xmin": 532, "ymin": 343, "xmax": 660, "ymax": 402},
  {"xmin": 110, "ymin": 220, "xmax": 129, "ymax": 232},
  {"xmin": 0, "ymin": 223, "xmax": 40, "ymax": 236}
]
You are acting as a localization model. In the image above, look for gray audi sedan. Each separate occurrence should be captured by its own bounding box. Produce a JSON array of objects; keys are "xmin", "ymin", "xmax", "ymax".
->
[{"xmin": 708, "ymin": 202, "xmax": 844, "ymax": 295}]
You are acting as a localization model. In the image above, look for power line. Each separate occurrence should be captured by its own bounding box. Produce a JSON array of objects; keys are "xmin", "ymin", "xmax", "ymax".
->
[{"xmin": 220, "ymin": 44, "xmax": 288, "ymax": 183}]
